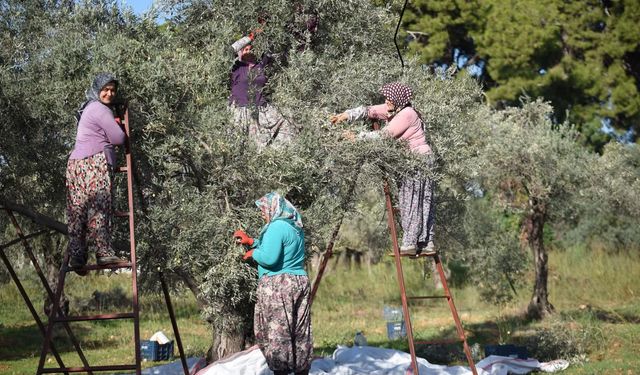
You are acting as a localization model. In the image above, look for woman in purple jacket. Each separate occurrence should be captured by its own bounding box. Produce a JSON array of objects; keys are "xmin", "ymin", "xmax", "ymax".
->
[
  {"xmin": 66, "ymin": 73, "xmax": 124, "ymax": 273},
  {"xmin": 229, "ymin": 33, "xmax": 293, "ymax": 148}
]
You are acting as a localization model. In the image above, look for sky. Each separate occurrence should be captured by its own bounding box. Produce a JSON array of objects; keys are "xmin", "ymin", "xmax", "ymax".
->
[{"xmin": 120, "ymin": 0, "xmax": 154, "ymax": 15}]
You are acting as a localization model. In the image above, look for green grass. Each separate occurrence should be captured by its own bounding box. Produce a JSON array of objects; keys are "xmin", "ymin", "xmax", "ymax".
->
[
  {"xmin": 0, "ymin": 272, "xmax": 210, "ymax": 374},
  {"xmin": 1, "ymin": 246, "xmax": 639, "ymax": 374},
  {"xmin": 310, "ymin": 247, "xmax": 640, "ymax": 373}
]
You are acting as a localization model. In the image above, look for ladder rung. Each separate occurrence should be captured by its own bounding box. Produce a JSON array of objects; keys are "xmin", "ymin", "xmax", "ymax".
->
[
  {"xmin": 65, "ymin": 261, "xmax": 132, "ymax": 273},
  {"xmin": 388, "ymin": 252, "xmax": 437, "ymax": 259},
  {"xmin": 114, "ymin": 166, "xmax": 128, "ymax": 173},
  {"xmin": 114, "ymin": 211, "xmax": 130, "ymax": 217},
  {"xmin": 41, "ymin": 364, "xmax": 137, "ymax": 373},
  {"xmin": 388, "ymin": 251, "xmax": 438, "ymax": 258},
  {"xmin": 54, "ymin": 312, "xmax": 135, "ymax": 322},
  {"xmin": 408, "ymin": 295, "xmax": 449, "ymax": 300},
  {"xmin": 415, "ymin": 338, "xmax": 464, "ymax": 346}
]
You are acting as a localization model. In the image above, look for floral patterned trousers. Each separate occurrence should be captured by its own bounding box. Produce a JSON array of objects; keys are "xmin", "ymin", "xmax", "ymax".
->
[
  {"xmin": 254, "ymin": 273, "xmax": 313, "ymax": 373},
  {"xmin": 230, "ymin": 103, "xmax": 294, "ymax": 149},
  {"xmin": 65, "ymin": 152, "xmax": 115, "ymax": 260}
]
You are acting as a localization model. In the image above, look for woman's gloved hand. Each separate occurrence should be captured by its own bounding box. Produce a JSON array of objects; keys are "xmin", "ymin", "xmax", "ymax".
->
[
  {"xmin": 233, "ymin": 229, "xmax": 254, "ymax": 247},
  {"xmin": 242, "ymin": 249, "xmax": 254, "ymax": 261}
]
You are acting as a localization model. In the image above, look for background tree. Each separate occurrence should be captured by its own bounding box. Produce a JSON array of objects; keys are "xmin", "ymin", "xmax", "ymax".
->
[
  {"xmin": 563, "ymin": 141, "xmax": 640, "ymax": 250},
  {"xmin": 469, "ymin": 99, "xmax": 598, "ymax": 318},
  {"xmin": 402, "ymin": 0, "xmax": 640, "ymax": 150}
]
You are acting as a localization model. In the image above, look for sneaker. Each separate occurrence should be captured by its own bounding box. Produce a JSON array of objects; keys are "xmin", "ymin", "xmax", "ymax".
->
[
  {"xmin": 96, "ymin": 255, "xmax": 121, "ymax": 266},
  {"xmin": 399, "ymin": 245, "xmax": 417, "ymax": 256},
  {"xmin": 423, "ymin": 241, "xmax": 436, "ymax": 254},
  {"xmin": 69, "ymin": 255, "xmax": 88, "ymax": 276}
]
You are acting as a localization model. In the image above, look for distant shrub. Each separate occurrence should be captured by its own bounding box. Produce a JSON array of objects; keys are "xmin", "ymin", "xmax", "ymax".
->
[{"xmin": 521, "ymin": 318, "xmax": 603, "ymax": 362}]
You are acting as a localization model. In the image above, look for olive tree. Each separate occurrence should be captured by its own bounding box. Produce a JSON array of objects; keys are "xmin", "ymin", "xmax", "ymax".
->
[
  {"xmin": 0, "ymin": 0, "xmax": 484, "ymax": 360},
  {"xmin": 469, "ymin": 99, "xmax": 599, "ymax": 318}
]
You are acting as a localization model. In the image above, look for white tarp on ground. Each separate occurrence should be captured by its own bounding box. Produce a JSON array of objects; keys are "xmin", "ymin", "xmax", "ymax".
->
[
  {"xmin": 137, "ymin": 357, "xmax": 206, "ymax": 375},
  {"xmin": 196, "ymin": 345, "xmax": 569, "ymax": 375}
]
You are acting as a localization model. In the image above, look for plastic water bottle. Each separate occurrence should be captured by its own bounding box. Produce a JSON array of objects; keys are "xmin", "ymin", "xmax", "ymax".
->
[{"xmin": 354, "ymin": 331, "xmax": 367, "ymax": 346}]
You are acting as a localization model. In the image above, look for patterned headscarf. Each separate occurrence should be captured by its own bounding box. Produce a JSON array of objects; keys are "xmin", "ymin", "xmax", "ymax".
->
[
  {"xmin": 255, "ymin": 192, "xmax": 303, "ymax": 232},
  {"xmin": 85, "ymin": 72, "xmax": 118, "ymax": 102},
  {"xmin": 75, "ymin": 73, "xmax": 118, "ymax": 125},
  {"xmin": 379, "ymin": 82, "xmax": 413, "ymax": 110}
]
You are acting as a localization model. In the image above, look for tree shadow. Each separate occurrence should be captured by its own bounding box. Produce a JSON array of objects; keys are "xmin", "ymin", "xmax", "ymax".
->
[
  {"xmin": 560, "ymin": 306, "xmax": 640, "ymax": 324},
  {"xmin": 0, "ymin": 321, "xmax": 126, "ymax": 361}
]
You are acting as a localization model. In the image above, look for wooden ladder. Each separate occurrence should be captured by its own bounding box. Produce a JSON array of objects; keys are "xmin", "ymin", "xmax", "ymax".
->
[{"xmin": 382, "ymin": 181, "xmax": 478, "ymax": 375}]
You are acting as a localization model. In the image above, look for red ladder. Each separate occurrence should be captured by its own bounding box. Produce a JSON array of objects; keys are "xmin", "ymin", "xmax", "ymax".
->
[
  {"xmin": 32, "ymin": 106, "xmax": 188, "ymax": 374},
  {"xmin": 382, "ymin": 182, "xmax": 478, "ymax": 375}
]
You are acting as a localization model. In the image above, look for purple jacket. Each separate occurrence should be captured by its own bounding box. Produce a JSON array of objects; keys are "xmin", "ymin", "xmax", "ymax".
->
[
  {"xmin": 69, "ymin": 101, "xmax": 125, "ymax": 165},
  {"xmin": 229, "ymin": 55, "xmax": 273, "ymax": 107}
]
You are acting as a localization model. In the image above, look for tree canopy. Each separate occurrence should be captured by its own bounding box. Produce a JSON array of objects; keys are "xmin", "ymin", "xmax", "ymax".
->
[{"xmin": 1, "ymin": 0, "xmax": 638, "ymax": 360}]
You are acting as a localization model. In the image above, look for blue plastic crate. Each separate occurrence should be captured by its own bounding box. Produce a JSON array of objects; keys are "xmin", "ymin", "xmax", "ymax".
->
[
  {"xmin": 140, "ymin": 340, "xmax": 174, "ymax": 361},
  {"xmin": 386, "ymin": 321, "xmax": 407, "ymax": 340},
  {"xmin": 484, "ymin": 344, "xmax": 529, "ymax": 359}
]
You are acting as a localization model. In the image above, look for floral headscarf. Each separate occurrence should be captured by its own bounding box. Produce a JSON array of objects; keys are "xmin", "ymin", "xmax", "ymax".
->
[
  {"xmin": 255, "ymin": 192, "xmax": 303, "ymax": 235},
  {"xmin": 379, "ymin": 82, "xmax": 413, "ymax": 110}
]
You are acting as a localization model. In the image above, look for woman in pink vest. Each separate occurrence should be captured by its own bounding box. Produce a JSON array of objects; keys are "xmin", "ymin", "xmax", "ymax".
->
[{"xmin": 331, "ymin": 82, "xmax": 436, "ymax": 255}]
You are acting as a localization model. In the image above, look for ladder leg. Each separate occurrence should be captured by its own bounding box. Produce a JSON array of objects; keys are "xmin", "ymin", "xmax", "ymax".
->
[
  {"xmin": 432, "ymin": 254, "xmax": 478, "ymax": 375},
  {"xmin": 309, "ymin": 176, "xmax": 360, "ymax": 307},
  {"xmin": 383, "ymin": 183, "xmax": 420, "ymax": 375},
  {"xmin": 37, "ymin": 251, "xmax": 70, "ymax": 375},
  {"xmin": 6, "ymin": 210, "xmax": 93, "ymax": 375},
  {"xmin": 123, "ymin": 110, "xmax": 142, "ymax": 375},
  {"xmin": 160, "ymin": 272, "xmax": 190, "ymax": 375},
  {"xmin": 309, "ymin": 220, "xmax": 341, "ymax": 307},
  {"xmin": 0, "ymin": 243, "xmax": 69, "ymax": 375}
]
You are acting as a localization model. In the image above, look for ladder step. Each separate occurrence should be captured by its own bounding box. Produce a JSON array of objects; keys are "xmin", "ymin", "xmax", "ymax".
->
[
  {"xmin": 41, "ymin": 364, "xmax": 137, "ymax": 373},
  {"xmin": 388, "ymin": 251, "xmax": 438, "ymax": 258},
  {"xmin": 64, "ymin": 261, "xmax": 132, "ymax": 273},
  {"xmin": 114, "ymin": 211, "xmax": 130, "ymax": 217},
  {"xmin": 54, "ymin": 312, "xmax": 135, "ymax": 322},
  {"xmin": 114, "ymin": 166, "xmax": 128, "ymax": 173},
  {"xmin": 415, "ymin": 338, "xmax": 464, "ymax": 346},
  {"xmin": 408, "ymin": 295, "xmax": 450, "ymax": 300}
]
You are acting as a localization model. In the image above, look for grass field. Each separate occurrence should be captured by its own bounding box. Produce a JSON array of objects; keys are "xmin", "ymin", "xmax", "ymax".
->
[{"xmin": 1, "ymin": 246, "xmax": 639, "ymax": 374}]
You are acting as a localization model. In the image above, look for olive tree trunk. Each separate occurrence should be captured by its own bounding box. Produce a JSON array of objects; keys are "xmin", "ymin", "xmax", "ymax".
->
[{"xmin": 522, "ymin": 199, "xmax": 555, "ymax": 319}]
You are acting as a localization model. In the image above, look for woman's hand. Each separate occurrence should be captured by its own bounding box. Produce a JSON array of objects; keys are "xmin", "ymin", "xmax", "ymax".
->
[
  {"xmin": 342, "ymin": 130, "xmax": 356, "ymax": 141},
  {"xmin": 330, "ymin": 112, "xmax": 348, "ymax": 125},
  {"xmin": 242, "ymin": 249, "xmax": 254, "ymax": 261},
  {"xmin": 233, "ymin": 229, "xmax": 254, "ymax": 246}
]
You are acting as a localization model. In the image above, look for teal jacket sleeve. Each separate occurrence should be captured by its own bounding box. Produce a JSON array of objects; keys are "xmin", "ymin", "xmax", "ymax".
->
[{"xmin": 252, "ymin": 223, "xmax": 284, "ymax": 268}]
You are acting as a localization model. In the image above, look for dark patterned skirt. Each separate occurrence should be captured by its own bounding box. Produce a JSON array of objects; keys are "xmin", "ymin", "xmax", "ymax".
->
[
  {"xmin": 254, "ymin": 273, "xmax": 313, "ymax": 372},
  {"xmin": 398, "ymin": 172, "xmax": 436, "ymax": 250}
]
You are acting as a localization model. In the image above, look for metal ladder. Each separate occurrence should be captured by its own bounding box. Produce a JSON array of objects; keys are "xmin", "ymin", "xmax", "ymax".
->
[
  {"xmin": 31, "ymin": 105, "xmax": 188, "ymax": 375},
  {"xmin": 382, "ymin": 181, "xmax": 478, "ymax": 375}
]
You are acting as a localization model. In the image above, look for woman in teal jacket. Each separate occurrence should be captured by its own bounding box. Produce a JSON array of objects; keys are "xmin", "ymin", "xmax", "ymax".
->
[{"xmin": 234, "ymin": 192, "xmax": 313, "ymax": 375}]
